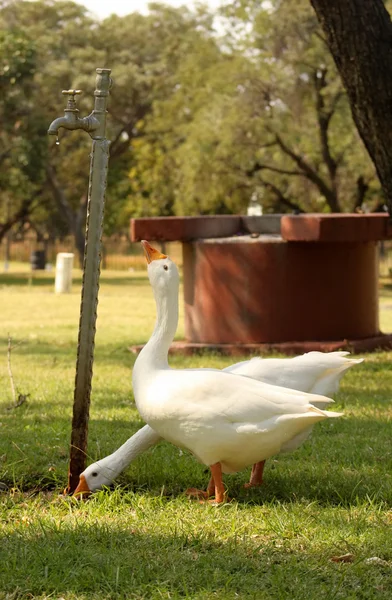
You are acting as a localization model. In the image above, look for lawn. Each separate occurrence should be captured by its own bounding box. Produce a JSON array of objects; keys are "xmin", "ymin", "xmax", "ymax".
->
[{"xmin": 1, "ymin": 266, "xmax": 392, "ymax": 599}]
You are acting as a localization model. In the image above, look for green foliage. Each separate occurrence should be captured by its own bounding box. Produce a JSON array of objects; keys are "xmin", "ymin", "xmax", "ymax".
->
[
  {"xmin": 133, "ymin": 0, "xmax": 379, "ymax": 215},
  {"xmin": 0, "ymin": 0, "xmax": 384, "ymax": 243},
  {"xmin": 0, "ymin": 26, "xmax": 42, "ymax": 236},
  {"xmin": 0, "ymin": 29, "xmax": 36, "ymax": 97}
]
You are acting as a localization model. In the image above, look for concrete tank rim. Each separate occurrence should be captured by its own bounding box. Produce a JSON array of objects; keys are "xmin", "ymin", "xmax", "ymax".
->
[{"xmin": 194, "ymin": 234, "xmax": 284, "ymax": 244}]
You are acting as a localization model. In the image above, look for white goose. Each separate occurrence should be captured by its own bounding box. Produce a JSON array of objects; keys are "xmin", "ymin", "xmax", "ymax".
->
[
  {"xmin": 75, "ymin": 350, "xmax": 360, "ymax": 495},
  {"xmin": 74, "ymin": 242, "xmax": 348, "ymax": 501}
]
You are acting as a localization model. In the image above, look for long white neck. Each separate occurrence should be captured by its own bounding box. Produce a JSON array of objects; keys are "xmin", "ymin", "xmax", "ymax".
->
[
  {"xmin": 96, "ymin": 425, "xmax": 161, "ymax": 481},
  {"xmin": 138, "ymin": 281, "xmax": 179, "ymax": 369}
]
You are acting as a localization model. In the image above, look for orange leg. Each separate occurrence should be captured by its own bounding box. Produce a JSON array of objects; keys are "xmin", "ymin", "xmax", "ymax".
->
[
  {"xmin": 186, "ymin": 463, "xmax": 229, "ymax": 504},
  {"xmin": 244, "ymin": 460, "xmax": 266, "ymax": 488},
  {"xmin": 186, "ymin": 475, "xmax": 215, "ymax": 499},
  {"xmin": 186, "ymin": 464, "xmax": 228, "ymax": 504},
  {"xmin": 208, "ymin": 462, "xmax": 227, "ymax": 504}
]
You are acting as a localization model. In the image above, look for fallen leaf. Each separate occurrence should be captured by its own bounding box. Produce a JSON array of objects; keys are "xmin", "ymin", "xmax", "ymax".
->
[{"xmin": 331, "ymin": 553, "xmax": 354, "ymax": 563}]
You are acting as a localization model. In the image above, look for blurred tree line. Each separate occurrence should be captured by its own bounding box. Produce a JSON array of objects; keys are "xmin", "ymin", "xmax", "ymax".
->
[{"xmin": 0, "ymin": 0, "xmax": 383, "ymax": 264}]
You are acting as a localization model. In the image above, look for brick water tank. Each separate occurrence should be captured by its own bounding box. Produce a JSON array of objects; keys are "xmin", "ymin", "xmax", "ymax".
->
[
  {"xmin": 131, "ymin": 214, "xmax": 392, "ymax": 354},
  {"xmin": 183, "ymin": 235, "xmax": 379, "ymax": 344}
]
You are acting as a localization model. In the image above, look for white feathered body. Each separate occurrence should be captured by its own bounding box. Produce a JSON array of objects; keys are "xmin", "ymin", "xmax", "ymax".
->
[{"xmin": 133, "ymin": 364, "xmax": 341, "ymax": 474}]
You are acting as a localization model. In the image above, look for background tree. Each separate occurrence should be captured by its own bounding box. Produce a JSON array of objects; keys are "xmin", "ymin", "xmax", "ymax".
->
[
  {"xmin": 132, "ymin": 0, "xmax": 379, "ymax": 215},
  {"xmin": 0, "ymin": 28, "xmax": 41, "ymax": 242},
  {"xmin": 0, "ymin": 0, "xmax": 97, "ymax": 259},
  {"xmin": 1, "ymin": 0, "xmax": 386, "ymax": 253},
  {"xmin": 0, "ymin": 0, "xmax": 217, "ymax": 262}
]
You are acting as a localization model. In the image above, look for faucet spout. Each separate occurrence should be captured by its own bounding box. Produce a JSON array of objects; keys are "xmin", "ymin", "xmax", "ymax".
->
[
  {"xmin": 47, "ymin": 90, "xmax": 100, "ymax": 137},
  {"xmin": 48, "ymin": 113, "xmax": 100, "ymax": 136},
  {"xmin": 48, "ymin": 114, "xmax": 76, "ymax": 135}
]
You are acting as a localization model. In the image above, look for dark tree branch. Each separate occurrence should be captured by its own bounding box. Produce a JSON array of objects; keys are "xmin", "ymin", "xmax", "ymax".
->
[
  {"xmin": 273, "ymin": 132, "xmax": 340, "ymax": 212},
  {"xmin": 353, "ymin": 175, "xmax": 369, "ymax": 211},
  {"xmin": 215, "ymin": 157, "xmax": 303, "ymax": 213},
  {"xmin": 109, "ymin": 126, "xmax": 128, "ymax": 151},
  {"xmin": 314, "ymin": 30, "xmax": 328, "ymax": 45},
  {"xmin": 246, "ymin": 162, "xmax": 303, "ymax": 177},
  {"xmin": 0, "ymin": 147, "xmax": 11, "ymax": 166},
  {"xmin": 260, "ymin": 179, "xmax": 303, "ymax": 213},
  {"xmin": 46, "ymin": 164, "xmax": 76, "ymax": 232},
  {"xmin": 109, "ymin": 137, "xmax": 132, "ymax": 160},
  {"xmin": 329, "ymin": 90, "xmax": 344, "ymax": 117},
  {"xmin": 312, "ymin": 68, "xmax": 339, "ymax": 195},
  {"xmin": 0, "ymin": 192, "xmax": 40, "ymax": 244},
  {"xmin": 46, "ymin": 164, "xmax": 86, "ymax": 266},
  {"xmin": 109, "ymin": 105, "xmax": 151, "ymax": 158}
]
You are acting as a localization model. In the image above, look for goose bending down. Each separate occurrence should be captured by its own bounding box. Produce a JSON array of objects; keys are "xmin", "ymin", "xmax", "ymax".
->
[
  {"xmin": 75, "ymin": 350, "xmax": 360, "ymax": 496},
  {"xmin": 75, "ymin": 241, "xmax": 344, "ymax": 503}
]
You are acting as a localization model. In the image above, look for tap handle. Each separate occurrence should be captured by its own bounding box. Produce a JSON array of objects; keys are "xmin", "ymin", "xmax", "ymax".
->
[
  {"xmin": 62, "ymin": 89, "xmax": 83, "ymax": 97},
  {"xmin": 61, "ymin": 89, "xmax": 82, "ymax": 110}
]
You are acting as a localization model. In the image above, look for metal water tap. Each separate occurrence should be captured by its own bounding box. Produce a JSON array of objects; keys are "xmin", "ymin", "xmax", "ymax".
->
[
  {"xmin": 47, "ymin": 89, "xmax": 100, "ymax": 138},
  {"xmin": 47, "ymin": 68, "xmax": 112, "ymax": 494}
]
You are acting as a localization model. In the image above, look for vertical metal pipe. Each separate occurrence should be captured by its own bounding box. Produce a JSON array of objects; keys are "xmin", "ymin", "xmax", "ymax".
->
[{"xmin": 66, "ymin": 68, "xmax": 112, "ymax": 493}]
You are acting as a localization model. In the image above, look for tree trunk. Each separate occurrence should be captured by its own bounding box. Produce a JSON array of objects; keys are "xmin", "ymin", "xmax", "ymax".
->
[
  {"xmin": 310, "ymin": 0, "xmax": 392, "ymax": 210},
  {"xmin": 0, "ymin": 196, "xmax": 35, "ymax": 244},
  {"xmin": 74, "ymin": 194, "xmax": 88, "ymax": 268},
  {"xmin": 46, "ymin": 164, "xmax": 86, "ymax": 267}
]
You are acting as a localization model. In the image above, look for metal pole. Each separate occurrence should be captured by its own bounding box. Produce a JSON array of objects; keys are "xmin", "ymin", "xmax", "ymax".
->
[{"xmin": 48, "ymin": 68, "xmax": 112, "ymax": 493}]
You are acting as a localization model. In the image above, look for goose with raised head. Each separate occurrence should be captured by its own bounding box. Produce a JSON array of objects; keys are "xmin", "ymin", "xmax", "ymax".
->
[
  {"xmin": 130, "ymin": 241, "xmax": 343, "ymax": 503},
  {"xmin": 75, "ymin": 349, "xmax": 360, "ymax": 496}
]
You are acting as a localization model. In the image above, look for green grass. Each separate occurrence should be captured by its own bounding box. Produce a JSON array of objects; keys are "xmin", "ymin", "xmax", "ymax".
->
[{"xmin": 1, "ymin": 267, "xmax": 392, "ymax": 599}]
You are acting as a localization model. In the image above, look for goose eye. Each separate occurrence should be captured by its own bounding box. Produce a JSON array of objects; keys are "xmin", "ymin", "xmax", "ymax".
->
[
  {"xmin": 163, "ymin": 265, "xmax": 168, "ymax": 271},
  {"xmin": 92, "ymin": 472, "xmax": 98, "ymax": 477}
]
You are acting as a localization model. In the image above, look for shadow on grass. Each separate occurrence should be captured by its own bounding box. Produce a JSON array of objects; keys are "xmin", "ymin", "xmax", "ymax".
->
[
  {"xmin": 0, "ymin": 337, "xmax": 141, "ymax": 367},
  {"xmin": 2, "ymin": 408, "xmax": 391, "ymax": 507},
  {"xmin": 125, "ymin": 441, "xmax": 392, "ymax": 508},
  {"xmin": 0, "ymin": 273, "xmax": 149, "ymax": 288},
  {"xmin": 1, "ymin": 516, "xmax": 391, "ymax": 598},
  {"xmin": 83, "ymin": 402, "xmax": 392, "ymax": 506},
  {"xmin": 0, "ymin": 273, "xmax": 56, "ymax": 287},
  {"xmin": 99, "ymin": 275, "xmax": 149, "ymax": 287},
  {"xmin": 379, "ymin": 281, "xmax": 392, "ymax": 296}
]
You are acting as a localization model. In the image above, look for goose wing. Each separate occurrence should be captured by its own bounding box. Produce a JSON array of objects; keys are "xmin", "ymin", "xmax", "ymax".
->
[
  {"xmin": 144, "ymin": 368, "xmax": 338, "ymax": 425},
  {"xmin": 223, "ymin": 351, "xmax": 362, "ymax": 397}
]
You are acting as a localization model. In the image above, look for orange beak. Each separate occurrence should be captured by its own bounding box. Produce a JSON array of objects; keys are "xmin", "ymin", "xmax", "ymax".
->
[
  {"xmin": 141, "ymin": 240, "xmax": 167, "ymax": 264},
  {"xmin": 73, "ymin": 474, "xmax": 91, "ymax": 498}
]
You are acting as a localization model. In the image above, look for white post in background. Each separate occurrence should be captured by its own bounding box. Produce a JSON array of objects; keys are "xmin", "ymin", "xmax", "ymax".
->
[
  {"xmin": 55, "ymin": 253, "xmax": 74, "ymax": 293},
  {"xmin": 247, "ymin": 190, "xmax": 263, "ymax": 216}
]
